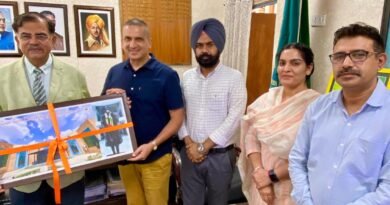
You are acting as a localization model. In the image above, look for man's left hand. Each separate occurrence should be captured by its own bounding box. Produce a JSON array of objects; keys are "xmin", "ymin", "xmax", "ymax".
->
[{"xmin": 186, "ymin": 143, "xmax": 206, "ymax": 163}]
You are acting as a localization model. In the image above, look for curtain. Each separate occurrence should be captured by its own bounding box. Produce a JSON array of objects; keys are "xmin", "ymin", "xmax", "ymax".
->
[{"xmin": 222, "ymin": 0, "xmax": 253, "ymax": 79}]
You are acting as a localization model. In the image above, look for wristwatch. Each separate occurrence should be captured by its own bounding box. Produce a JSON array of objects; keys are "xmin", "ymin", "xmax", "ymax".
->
[
  {"xmin": 151, "ymin": 140, "xmax": 158, "ymax": 151},
  {"xmin": 197, "ymin": 143, "xmax": 205, "ymax": 153},
  {"xmin": 268, "ymin": 169, "xmax": 280, "ymax": 183}
]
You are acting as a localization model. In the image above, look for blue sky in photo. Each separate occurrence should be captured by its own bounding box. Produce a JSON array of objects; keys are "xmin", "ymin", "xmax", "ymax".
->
[
  {"xmin": 0, "ymin": 105, "xmax": 95, "ymax": 145},
  {"xmin": 0, "ymin": 98, "xmax": 124, "ymax": 146}
]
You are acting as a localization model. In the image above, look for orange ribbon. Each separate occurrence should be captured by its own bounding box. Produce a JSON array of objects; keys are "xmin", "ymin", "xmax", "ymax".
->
[{"xmin": 0, "ymin": 103, "xmax": 134, "ymax": 204}]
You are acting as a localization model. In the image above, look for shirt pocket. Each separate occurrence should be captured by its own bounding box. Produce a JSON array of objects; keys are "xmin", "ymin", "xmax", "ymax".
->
[
  {"xmin": 137, "ymin": 80, "xmax": 163, "ymax": 103},
  {"xmin": 345, "ymin": 137, "xmax": 384, "ymax": 178},
  {"xmin": 206, "ymin": 91, "xmax": 228, "ymax": 112}
]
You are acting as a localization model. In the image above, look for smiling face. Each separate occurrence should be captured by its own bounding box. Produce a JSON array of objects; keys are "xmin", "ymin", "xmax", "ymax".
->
[
  {"xmin": 277, "ymin": 48, "xmax": 313, "ymax": 89},
  {"xmin": 332, "ymin": 36, "xmax": 387, "ymax": 93},
  {"xmin": 121, "ymin": 24, "xmax": 151, "ymax": 63},
  {"xmin": 15, "ymin": 19, "xmax": 55, "ymax": 67}
]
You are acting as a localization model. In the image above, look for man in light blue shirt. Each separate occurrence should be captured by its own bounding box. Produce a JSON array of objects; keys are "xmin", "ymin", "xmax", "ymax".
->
[{"xmin": 289, "ymin": 23, "xmax": 390, "ymax": 205}]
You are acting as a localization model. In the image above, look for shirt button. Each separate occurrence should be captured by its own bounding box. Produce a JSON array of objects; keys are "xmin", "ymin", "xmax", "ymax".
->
[
  {"xmin": 347, "ymin": 123, "xmax": 352, "ymax": 126},
  {"xmin": 340, "ymin": 143, "xmax": 344, "ymax": 147},
  {"xmin": 133, "ymin": 74, "xmax": 136, "ymax": 77},
  {"xmin": 328, "ymin": 186, "xmax": 332, "ymax": 189},
  {"xmin": 333, "ymin": 165, "xmax": 338, "ymax": 169},
  {"xmin": 130, "ymin": 87, "xmax": 134, "ymax": 91}
]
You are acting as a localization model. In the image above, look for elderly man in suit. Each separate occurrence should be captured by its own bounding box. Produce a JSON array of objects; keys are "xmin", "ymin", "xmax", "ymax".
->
[{"xmin": 0, "ymin": 12, "xmax": 89, "ymax": 205}]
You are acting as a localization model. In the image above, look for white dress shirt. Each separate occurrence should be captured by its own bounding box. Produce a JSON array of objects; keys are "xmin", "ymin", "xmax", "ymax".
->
[{"xmin": 178, "ymin": 63, "xmax": 247, "ymax": 148}]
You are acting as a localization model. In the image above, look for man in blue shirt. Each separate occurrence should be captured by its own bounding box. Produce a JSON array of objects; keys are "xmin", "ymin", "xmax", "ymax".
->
[
  {"xmin": 101, "ymin": 18, "xmax": 184, "ymax": 205},
  {"xmin": 0, "ymin": 11, "xmax": 15, "ymax": 50},
  {"xmin": 289, "ymin": 23, "xmax": 390, "ymax": 205}
]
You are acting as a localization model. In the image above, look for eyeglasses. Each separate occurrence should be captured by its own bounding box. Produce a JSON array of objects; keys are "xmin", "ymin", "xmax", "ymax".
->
[{"xmin": 329, "ymin": 50, "xmax": 378, "ymax": 64}]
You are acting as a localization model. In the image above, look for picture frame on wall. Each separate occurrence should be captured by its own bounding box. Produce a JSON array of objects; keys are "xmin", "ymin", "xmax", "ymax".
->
[
  {"xmin": 74, "ymin": 5, "xmax": 116, "ymax": 57},
  {"xmin": 24, "ymin": 2, "xmax": 70, "ymax": 56},
  {"xmin": 380, "ymin": 0, "xmax": 390, "ymax": 68},
  {"xmin": 0, "ymin": 94, "xmax": 137, "ymax": 188},
  {"xmin": 0, "ymin": 1, "xmax": 21, "ymax": 57}
]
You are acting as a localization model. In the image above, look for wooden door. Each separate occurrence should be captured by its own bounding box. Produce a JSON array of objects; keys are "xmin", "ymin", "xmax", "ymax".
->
[
  {"xmin": 119, "ymin": 0, "xmax": 191, "ymax": 65},
  {"xmin": 246, "ymin": 13, "xmax": 276, "ymax": 105}
]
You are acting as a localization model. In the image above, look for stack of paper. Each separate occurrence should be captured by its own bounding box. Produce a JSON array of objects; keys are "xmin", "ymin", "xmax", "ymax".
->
[
  {"xmin": 106, "ymin": 168, "xmax": 125, "ymax": 197},
  {"xmin": 84, "ymin": 170, "xmax": 108, "ymax": 204}
]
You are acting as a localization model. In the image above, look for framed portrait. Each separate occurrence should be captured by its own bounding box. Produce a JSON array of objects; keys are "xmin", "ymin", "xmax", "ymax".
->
[
  {"xmin": 326, "ymin": 68, "xmax": 390, "ymax": 93},
  {"xmin": 0, "ymin": 1, "xmax": 20, "ymax": 57},
  {"xmin": 0, "ymin": 94, "xmax": 137, "ymax": 188},
  {"xmin": 380, "ymin": 0, "xmax": 390, "ymax": 68},
  {"xmin": 24, "ymin": 2, "xmax": 70, "ymax": 56},
  {"xmin": 74, "ymin": 5, "xmax": 116, "ymax": 57}
]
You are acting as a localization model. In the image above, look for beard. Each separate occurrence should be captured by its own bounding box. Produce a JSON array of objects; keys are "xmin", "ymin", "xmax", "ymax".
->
[{"xmin": 196, "ymin": 52, "xmax": 220, "ymax": 68}]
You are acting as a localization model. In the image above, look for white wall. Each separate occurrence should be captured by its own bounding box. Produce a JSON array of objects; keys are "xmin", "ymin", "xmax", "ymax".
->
[
  {"xmin": 5, "ymin": 1, "xmax": 382, "ymax": 95},
  {"xmin": 0, "ymin": 0, "xmax": 227, "ymax": 96},
  {"xmin": 273, "ymin": 0, "xmax": 385, "ymax": 93}
]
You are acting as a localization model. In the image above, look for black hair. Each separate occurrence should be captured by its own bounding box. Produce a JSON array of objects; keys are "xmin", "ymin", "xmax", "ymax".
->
[
  {"xmin": 333, "ymin": 22, "xmax": 385, "ymax": 53},
  {"xmin": 12, "ymin": 12, "xmax": 55, "ymax": 34}
]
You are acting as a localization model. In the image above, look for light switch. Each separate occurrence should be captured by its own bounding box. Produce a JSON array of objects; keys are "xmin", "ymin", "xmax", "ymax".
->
[{"xmin": 311, "ymin": 14, "xmax": 327, "ymax": 27}]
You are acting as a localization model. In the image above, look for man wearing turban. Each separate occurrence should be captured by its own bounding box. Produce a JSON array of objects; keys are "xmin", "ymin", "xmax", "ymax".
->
[
  {"xmin": 178, "ymin": 18, "xmax": 247, "ymax": 205},
  {"xmin": 84, "ymin": 14, "xmax": 110, "ymax": 51}
]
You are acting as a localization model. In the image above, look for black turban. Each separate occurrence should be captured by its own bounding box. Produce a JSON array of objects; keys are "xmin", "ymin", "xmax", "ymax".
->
[{"xmin": 190, "ymin": 18, "xmax": 226, "ymax": 52}]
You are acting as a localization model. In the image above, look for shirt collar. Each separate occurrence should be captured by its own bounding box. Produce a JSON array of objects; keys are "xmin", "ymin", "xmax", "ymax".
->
[
  {"xmin": 24, "ymin": 55, "xmax": 53, "ymax": 75},
  {"xmin": 365, "ymin": 80, "xmax": 387, "ymax": 107},
  {"xmin": 196, "ymin": 62, "xmax": 222, "ymax": 79},
  {"xmin": 333, "ymin": 79, "xmax": 387, "ymax": 108},
  {"xmin": 125, "ymin": 53, "xmax": 156, "ymax": 71}
]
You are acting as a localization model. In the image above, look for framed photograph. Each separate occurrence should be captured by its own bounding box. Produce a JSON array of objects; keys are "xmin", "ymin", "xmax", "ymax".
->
[
  {"xmin": 0, "ymin": 94, "xmax": 137, "ymax": 188},
  {"xmin": 326, "ymin": 68, "xmax": 390, "ymax": 93},
  {"xmin": 74, "ymin": 5, "xmax": 116, "ymax": 57},
  {"xmin": 24, "ymin": 2, "xmax": 70, "ymax": 56},
  {"xmin": 380, "ymin": 0, "xmax": 390, "ymax": 68},
  {"xmin": 0, "ymin": 1, "xmax": 20, "ymax": 57}
]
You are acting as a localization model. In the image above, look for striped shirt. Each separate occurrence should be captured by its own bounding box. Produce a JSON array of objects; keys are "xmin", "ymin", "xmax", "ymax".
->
[
  {"xmin": 178, "ymin": 63, "xmax": 247, "ymax": 148},
  {"xmin": 24, "ymin": 55, "xmax": 53, "ymax": 98}
]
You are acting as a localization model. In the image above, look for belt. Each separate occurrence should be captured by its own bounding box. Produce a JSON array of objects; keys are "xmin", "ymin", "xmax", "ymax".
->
[{"xmin": 208, "ymin": 144, "xmax": 234, "ymax": 154}]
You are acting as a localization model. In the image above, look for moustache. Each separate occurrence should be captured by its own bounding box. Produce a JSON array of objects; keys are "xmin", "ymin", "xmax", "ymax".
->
[
  {"xmin": 336, "ymin": 67, "xmax": 361, "ymax": 78},
  {"xmin": 199, "ymin": 53, "xmax": 212, "ymax": 59}
]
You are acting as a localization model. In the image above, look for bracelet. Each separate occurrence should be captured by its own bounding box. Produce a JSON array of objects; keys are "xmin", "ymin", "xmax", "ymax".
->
[{"xmin": 252, "ymin": 166, "xmax": 262, "ymax": 174}]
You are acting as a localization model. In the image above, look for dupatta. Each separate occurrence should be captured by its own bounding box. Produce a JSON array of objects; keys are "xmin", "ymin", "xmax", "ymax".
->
[
  {"xmin": 242, "ymin": 87, "xmax": 319, "ymax": 159},
  {"xmin": 237, "ymin": 87, "xmax": 319, "ymax": 205}
]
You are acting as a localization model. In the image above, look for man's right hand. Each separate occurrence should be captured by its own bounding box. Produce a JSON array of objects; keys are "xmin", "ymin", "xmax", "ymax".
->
[
  {"xmin": 105, "ymin": 88, "xmax": 131, "ymax": 108},
  {"xmin": 183, "ymin": 136, "xmax": 206, "ymax": 163}
]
